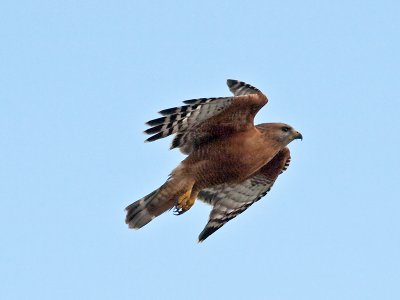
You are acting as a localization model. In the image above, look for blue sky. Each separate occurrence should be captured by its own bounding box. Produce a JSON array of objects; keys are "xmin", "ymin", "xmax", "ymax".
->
[{"xmin": 1, "ymin": 1, "xmax": 399, "ymax": 299}]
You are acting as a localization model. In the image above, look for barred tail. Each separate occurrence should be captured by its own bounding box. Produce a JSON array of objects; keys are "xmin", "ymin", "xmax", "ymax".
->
[{"xmin": 125, "ymin": 177, "xmax": 193, "ymax": 229}]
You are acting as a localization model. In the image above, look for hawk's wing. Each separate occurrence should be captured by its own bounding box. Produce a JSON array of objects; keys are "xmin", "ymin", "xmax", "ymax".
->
[
  {"xmin": 197, "ymin": 148, "xmax": 291, "ymax": 242},
  {"xmin": 144, "ymin": 79, "xmax": 267, "ymax": 154}
]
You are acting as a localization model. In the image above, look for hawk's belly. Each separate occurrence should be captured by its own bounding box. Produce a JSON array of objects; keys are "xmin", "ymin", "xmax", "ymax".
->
[{"xmin": 186, "ymin": 137, "xmax": 279, "ymax": 190}]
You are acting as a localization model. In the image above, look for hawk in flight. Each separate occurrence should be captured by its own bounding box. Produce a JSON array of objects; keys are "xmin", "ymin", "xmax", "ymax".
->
[{"xmin": 125, "ymin": 79, "xmax": 302, "ymax": 242}]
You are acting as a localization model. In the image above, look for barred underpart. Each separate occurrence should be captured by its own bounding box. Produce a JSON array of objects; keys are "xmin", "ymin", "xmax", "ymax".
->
[{"xmin": 197, "ymin": 174, "xmax": 275, "ymax": 242}]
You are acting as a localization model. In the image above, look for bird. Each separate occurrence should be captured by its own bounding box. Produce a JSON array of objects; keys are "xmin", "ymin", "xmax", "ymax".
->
[{"xmin": 125, "ymin": 79, "xmax": 302, "ymax": 242}]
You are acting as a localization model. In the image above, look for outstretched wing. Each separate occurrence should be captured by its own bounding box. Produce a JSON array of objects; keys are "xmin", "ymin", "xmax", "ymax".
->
[
  {"xmin": 144, "ymin": 79, "xmax": 267, "ymax": 154},
  {"xmin": 197, "ymin": 148, "xmax": 291, "ymax": 242}
]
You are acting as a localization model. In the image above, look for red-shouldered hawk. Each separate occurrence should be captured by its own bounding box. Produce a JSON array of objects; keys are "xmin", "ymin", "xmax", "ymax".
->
[{"xmin": 125, "ymin": 79, "xmax": 302, "ymax": 242}]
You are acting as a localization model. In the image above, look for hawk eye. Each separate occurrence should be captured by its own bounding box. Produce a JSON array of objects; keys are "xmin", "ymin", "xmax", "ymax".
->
[{"xmin": 282, "ymin": 126, "xmax": 290, "ymax": 132}]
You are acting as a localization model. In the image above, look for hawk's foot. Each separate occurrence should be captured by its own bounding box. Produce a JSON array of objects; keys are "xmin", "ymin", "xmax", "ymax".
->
[{"xmin": 174, "ymin": 189, "xmax": 195, "ymax": 215}]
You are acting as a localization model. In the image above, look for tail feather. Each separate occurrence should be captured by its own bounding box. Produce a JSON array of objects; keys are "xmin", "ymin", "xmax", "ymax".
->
[
  {"xmin": 125, "ymin": 190, "xmax": 160, "ymax": 228},
  {"xmin": 125, "ymin": 177, "xmax": 194, "ymax": 229}
]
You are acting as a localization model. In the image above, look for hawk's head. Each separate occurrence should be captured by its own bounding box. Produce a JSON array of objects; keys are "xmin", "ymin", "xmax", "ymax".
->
[{"xmin": 257, "ymin": 123, "xmax": 302, "ymax": 146}]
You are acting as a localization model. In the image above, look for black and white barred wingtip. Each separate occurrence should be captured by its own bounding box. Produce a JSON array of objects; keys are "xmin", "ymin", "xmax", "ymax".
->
[
  {"xmin": 226, "ymin": 79, "xmax": 239, "ymax": 87},
  {"xmin": 198, "ymin": 202, "xmax": 253, "ymax": 242},
  {"xmin": 144, "ymin": 132, "xmax": 164, "ymax": 143},
  {"xmin": 143, "ymin": 96, "xmax": 233, "ymax": 145},
  {"xmin": 158, "ymin": 106, "xmax": 187, "ymax": 116},
  {"xmin": 226, "ymin": 79, "xmax": 261, "ymax": 96},
  {"xmin": 145, "ymin": 116, "xmax": 167, "ymax": 127},
  {"xmin": 198, "ymin": 226, "xmax": 221, "ymax": 243},
  {"xmin": 183, "ymin": 96, "xmax": 227, "ymax": 105},
  {"xmin": 143, "ymin": 105, "xmax": 192, "ymax": 143}
]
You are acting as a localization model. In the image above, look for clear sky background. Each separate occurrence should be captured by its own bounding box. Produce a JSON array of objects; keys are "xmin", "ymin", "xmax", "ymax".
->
[{"xmin": 1, "ymin": 1, "xmax": 399, "ymax": 299}]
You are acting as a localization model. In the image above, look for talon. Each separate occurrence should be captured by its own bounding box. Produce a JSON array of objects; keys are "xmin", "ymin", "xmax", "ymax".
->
[
  {"xmin": 174, "ymin": 208, "xmax": 185, "ymax": 215},
  {"xmin": 173, "ymin": 207, "xmax": 183, "ymax": 215}
]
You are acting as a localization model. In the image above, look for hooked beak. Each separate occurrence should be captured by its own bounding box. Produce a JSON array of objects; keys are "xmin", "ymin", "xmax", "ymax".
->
[{"xmin": 294, "ymin": 131, "xmax": 303, "ymax": 141}]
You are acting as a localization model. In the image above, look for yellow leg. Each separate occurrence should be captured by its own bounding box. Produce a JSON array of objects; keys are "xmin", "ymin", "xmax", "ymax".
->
[{"xmin": 174, "ymin": 188, "xmax": 196, "ymax": 215}]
